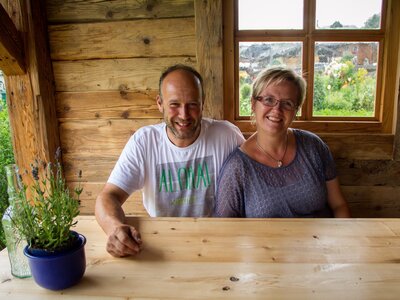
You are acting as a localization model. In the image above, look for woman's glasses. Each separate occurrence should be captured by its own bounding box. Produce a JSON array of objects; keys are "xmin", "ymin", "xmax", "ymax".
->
[{"xmin": 254, "ymin": 96, "xmax": 297, "ymax": 111}]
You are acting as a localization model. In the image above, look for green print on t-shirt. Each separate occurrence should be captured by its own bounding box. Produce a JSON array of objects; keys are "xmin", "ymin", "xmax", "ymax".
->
[
  {"xmin": 155, "ymin": 156, "xmax": 214, "ymax": 216},
  {"xmin": 171, "ymin": 196, "xmax": 195, "ymax": 205},
  {"xmin": 159, "ymin": 161, "xmax": 211, "ymax": 192}
]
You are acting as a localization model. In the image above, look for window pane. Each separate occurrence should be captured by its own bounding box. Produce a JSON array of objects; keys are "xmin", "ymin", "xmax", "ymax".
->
[
  {"xmin": 316, "ymin": 0, "xmax": 382, "ymax": 29},
  {"xmin": 238, "ymin": 0, "xmax": 303, "ymax": 30},
  {"xmin": 239, "ymin": 42, "xmax": 302, "ymax": 116},
  {"xmin": 313, "ymin": 42, "xmax": 378, "ymax": 117}
]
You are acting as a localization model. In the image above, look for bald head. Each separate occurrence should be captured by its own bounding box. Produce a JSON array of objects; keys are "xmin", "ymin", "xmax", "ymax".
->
[{"xmin": 159, "ymin": 64, "xmax": 204, "ymax": 102}]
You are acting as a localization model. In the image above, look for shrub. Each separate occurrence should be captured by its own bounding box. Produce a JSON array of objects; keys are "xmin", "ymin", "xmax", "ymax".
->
[
  {"xmin": 314, "ymin": 59, "xmax": 375, "ymax": 117},
  {"xmin": 0, "ymin": 104, "xmax": 15, "ymax": 249},
  {"xmin": 239, "ymin": 83, "xmax": 252, "ymax": 116}
]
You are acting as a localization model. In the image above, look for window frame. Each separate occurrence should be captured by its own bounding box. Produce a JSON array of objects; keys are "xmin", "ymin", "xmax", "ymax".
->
[{"xmin": 223, "ymin": 0, "xmax": 399, "ymax": 134}]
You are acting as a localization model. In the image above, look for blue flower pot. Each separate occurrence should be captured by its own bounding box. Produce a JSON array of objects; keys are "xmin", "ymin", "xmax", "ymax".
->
[{"xmin": 24, "ymin": 231, "xmax": 86, "ymax": 290}]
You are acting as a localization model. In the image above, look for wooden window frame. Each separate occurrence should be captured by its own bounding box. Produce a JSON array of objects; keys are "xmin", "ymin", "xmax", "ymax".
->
[{"xmin": 223, "ymin": 0, "xmax": 400, "ymax": 136}]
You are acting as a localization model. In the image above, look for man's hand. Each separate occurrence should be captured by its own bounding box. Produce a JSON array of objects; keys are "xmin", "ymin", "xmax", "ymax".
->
[{"xmin": 106, "ymin": 224, "xmax": 142, "ymax": 257}]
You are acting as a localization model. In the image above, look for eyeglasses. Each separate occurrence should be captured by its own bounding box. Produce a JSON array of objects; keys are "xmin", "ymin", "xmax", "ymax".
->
[{"xmin": 254, "ymin": 96, "xmax": 298, "ymax": 111}]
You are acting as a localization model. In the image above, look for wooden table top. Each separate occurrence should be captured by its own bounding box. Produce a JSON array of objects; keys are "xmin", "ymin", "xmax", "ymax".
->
[{"xmin": 1, "ymin": 216, "xmax": 400, "ymax": 299}]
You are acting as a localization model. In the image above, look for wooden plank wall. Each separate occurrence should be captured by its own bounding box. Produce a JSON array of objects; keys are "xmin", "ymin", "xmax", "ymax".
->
[{"xmin": 45, "ymin": 0, "xmax": 400, "ymax": 218}]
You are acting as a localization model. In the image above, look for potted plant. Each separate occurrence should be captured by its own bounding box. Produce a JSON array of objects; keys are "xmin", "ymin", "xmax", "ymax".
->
[{"xmin": 10, "ymin": 148, "xmax": 86, "ymax": 290}]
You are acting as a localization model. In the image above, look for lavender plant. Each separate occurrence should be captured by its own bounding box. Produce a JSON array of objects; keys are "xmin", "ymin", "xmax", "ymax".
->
[{"xmin": 12, "ymin": 149, "xmax": 82, "ymax": 252}]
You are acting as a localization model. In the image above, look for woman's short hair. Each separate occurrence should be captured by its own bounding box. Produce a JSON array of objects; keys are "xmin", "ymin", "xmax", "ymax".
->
[{"xmin": 251, "ymin": 67, "xmax": 307, "ymax": 108}]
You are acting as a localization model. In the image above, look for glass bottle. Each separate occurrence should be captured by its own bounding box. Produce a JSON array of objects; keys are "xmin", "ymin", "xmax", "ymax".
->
[{"xmin": 1, "ymin": 164, "xmax": 31, "ymax": 278}]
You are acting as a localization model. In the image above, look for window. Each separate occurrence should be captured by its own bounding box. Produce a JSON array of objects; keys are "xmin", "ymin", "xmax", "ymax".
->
[{"xmin": 223, "ymin": 0, "xmax": 399, "ymax": 133}]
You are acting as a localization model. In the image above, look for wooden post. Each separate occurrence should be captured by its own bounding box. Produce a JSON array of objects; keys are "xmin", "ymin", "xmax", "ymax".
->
[
  {"xmin": 394, "ymin": 79, "xmax": 400, "ymax": 161},
  {"xmin": 195, "ymin": 0, "xmax": 223, "ymax": 119},
  {"xmin": 2, "ymin": 0, "xmax": 60, "ymax": 176}
]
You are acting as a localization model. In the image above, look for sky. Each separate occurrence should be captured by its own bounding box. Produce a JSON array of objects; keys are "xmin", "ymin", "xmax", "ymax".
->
[{"xmin": 239, "ymin": 0, "xmax": 382, "ymax": 30}]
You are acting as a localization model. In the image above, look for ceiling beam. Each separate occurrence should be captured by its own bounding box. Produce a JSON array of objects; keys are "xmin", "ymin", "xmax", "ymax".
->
[{"xmin": 0, "ymin": 3, "xmax": 25, "ymax": 75}]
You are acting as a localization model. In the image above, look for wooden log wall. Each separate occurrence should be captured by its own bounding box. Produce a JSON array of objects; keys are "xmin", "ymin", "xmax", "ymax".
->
[{"xmin": 44, "ymin": 0, "xmax": 400, "ymax": 218}]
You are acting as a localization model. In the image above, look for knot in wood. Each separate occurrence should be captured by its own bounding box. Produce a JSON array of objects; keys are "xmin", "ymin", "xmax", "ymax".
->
[{"xmin": 106, "ymin": 11, "xmax": 114, "ymax": 19}]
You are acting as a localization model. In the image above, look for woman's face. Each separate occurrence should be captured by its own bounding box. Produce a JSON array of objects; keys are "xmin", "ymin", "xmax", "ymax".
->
[{"xmin": 252, "ymin": 80, "xmax": 299, "ymax": 136}]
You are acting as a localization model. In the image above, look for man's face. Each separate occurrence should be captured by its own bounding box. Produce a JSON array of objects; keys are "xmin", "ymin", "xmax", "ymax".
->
[{"xmin": 157, "ymin": 70, "xmax": 203, "ymax": 147}]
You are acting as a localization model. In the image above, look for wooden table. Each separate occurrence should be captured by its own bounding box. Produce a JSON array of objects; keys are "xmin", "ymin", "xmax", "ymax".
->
[{"xmin": 1, "ymin": 216, "xmax": 400, "ymax": 299}]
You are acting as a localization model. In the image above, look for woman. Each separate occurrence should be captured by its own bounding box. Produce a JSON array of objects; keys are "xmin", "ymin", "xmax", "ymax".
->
[{"xmin": 215, "ymin": 67, "xmax": 350, "ymax": 218}]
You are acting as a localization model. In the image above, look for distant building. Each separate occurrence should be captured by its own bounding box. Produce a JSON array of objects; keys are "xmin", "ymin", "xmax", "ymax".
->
[{"xmin": 239, "ymin": 42, "xmax": 377, "ymax": 77}]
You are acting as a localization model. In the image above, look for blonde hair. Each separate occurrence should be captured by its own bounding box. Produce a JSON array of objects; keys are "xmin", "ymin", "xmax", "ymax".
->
[{"xmin": 251, "ymin": 67, "xmax": 307, "ymax": 108}]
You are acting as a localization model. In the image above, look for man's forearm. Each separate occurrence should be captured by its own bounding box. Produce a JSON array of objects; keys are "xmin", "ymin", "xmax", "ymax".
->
[{"xmin": 95, "ymin": 192, "xmax": 126, "ymax": 235}]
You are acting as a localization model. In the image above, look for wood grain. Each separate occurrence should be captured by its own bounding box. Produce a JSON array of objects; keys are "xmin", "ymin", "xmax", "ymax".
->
[
  {"xmin": 320, "ymin": 133, "xmax": 394, "ymax": 160},
  {"xmin": 56, "ymin": 90, "xmax": 162, "ymax": 120},
  {"xmin": 49, "ymin": 18, "xmax": 196, "ymax": 60},
  {"xmin": 5, "ymin": 0, "xmax": 60, "ymax": 181},
  {"xmin": 195, "ymin": 0, "xmax": 223, "ymax": 119},
  {"xmin": 60, "ymin": 119, "xmax": 162, "ymax": 182},
  {"xmin": 394, "ymin": 72, "xmax": 400, "ymax": 161},
  {"xmin": 342, "ymin": 186, "xmax": 400, "ymax": 217},
  {"xmin": 68, "ymin": 181, "xmax": 148, "ymax": 216},
  {"xmin": 125, "ymin": 217, "xmax": 400, "ymax": 264},
  {"xmin": 2, "ymin": 262, "xmax": 399, "ymax": 299},
  {"xmin": 381, "ymin": 0, "xmax": 400, "ymax": 132},
  {"xmin": 336, "ymin": 159, "xmax": 400, "ymax": 186},
  {"xmin": 53, "ymin": 57, "xmax": 196, "ymax": 92},
  {"xmin": 46, "ymin": 0, "xmax": 194, "ymax": 23},
  {"xmin": 0, "ymin": 3, "xmax": 25, "ymax": 74},
  {"xmin": 1, "ymin": 217, "xmax": 400, "ymax": 299},
  {"xmin": 59, "ymin": 118, "xmax": 161, "ymax": 155}
]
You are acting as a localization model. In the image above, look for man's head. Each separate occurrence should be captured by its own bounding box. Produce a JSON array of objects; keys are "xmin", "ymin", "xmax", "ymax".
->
[
  {"xmin": 158, "ymin": 64, "xmax": 204, "ymax": 101},
  {"xmin": 157, "ymin": 64, "xmax": 204, "ymax": 147}
]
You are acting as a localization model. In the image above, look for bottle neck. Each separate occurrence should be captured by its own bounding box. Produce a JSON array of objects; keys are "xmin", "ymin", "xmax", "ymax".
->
[{"xmin": 5, "ymin": 164, "xmax": 22, "ymax": 204}]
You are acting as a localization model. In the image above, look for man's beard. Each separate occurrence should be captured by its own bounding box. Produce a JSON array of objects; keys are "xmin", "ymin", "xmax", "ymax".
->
[{"xmin": 164, "ymin": 116, "xmax": 201, "ymax": 140}]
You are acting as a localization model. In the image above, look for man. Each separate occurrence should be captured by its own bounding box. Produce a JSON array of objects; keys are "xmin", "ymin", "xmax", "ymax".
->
[{"xmin": 95, "ymin": 64, "xmax": 244, "ymax": 257}]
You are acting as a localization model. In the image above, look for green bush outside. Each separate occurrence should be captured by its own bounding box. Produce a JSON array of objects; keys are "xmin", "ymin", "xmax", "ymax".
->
[
  {"xmin": 239, "ymin": 71, "xmax": 253, "ymax": 116},
  {"xmin": 0, "ymin": 101, "xmax": 15, "ymax": 250},
  {"xmin": 313, "ymin": 59, "xmax": 375, "ymax": 117}
]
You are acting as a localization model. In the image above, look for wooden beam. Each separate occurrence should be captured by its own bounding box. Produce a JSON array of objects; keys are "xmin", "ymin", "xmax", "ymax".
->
[
  {"xmin": 5, "ymin": 0, "xmax": 60, "ymax": 178},
  {"xmin": 0, "ymin": 3, "xmax": 25, "ymax": 74},
  {"xmin": 381, "ymin": 0, "xmax": 400, "ymax": 133},
  {"xmin": 394, "ymin": 79, "xmax": 400, "ymax": 161},
  {"xmin": 195, "ymin": 0, "xmax": 223, "ymax": 119},
  {"xmin": 29, "ymin": 0, "xmax": 60, "ymax": 163}
]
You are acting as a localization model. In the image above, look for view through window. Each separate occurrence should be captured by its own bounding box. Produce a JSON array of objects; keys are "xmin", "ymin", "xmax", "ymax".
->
[{"xmin": 235, "ymin": 0, "xmax": 383, "ymax": 121}]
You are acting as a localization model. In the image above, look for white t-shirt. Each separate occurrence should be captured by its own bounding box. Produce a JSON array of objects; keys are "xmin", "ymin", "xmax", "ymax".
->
[{"xmin": 108, "ymin": 118, "xmax": 245, "ymax": 217}]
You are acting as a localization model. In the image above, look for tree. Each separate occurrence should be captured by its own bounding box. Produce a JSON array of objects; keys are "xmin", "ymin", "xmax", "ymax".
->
[
  {"xmin": 363, "ymin": 13, "xmax": 380, "ymax": 29},
  {"xmin": 330, "ymin": 21, "xmax": 343, "ymax": 28}
]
